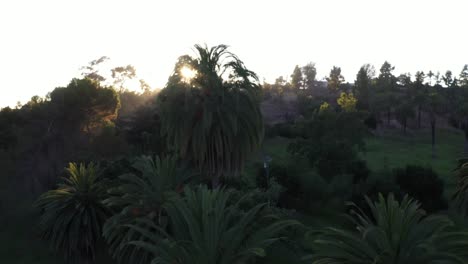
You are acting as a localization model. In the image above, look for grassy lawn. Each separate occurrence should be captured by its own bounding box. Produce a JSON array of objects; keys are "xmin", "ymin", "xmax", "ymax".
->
[
  {"xmin": 363, "ymin": 129, "xmax": 465, "ymax": 190},
  {"xmin": 259, "ymin": 128, "xmax": 465, "ymax": 192}
]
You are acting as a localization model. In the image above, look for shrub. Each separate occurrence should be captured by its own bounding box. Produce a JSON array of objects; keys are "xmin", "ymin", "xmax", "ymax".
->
[
  {"xmin": 364, "ymin": 114, "xmax": 378, "ymax": 130},
  {"xmin": 288, "ymin": 110, "xmax": 367, "ymax": 179},
  {"xmin": 265, "ymin": 123, "xmax": 299, "ymax": 139},
  {"xmin": 264, "ymin": 160, "xmax": 359, "ymax": 212},
  {"xmin": 393, "ymin": 165, "xmax": 447, "ymax": 213}
]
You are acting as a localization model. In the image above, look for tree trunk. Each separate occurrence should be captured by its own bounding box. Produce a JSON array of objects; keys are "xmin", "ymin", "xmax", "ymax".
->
[
  {"xmin": 464, "ymin": 127, "xmax": 468, "ymax": 156},
  {"xmin": 431, "ymin": 118, "xmax": 436, "ymax": 159},
  {"xmin": 418, "ymin": 105, "xmax": 421, "ymax": 129},
  {"xmin": 387, "ymin": 109, "xmax": 391, "ymax": 125}
]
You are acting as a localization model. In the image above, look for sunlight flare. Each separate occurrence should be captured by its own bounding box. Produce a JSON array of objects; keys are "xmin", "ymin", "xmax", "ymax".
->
[{"xmin": 180, "ymin": 66, "xmax": 197, "ymax": 82}]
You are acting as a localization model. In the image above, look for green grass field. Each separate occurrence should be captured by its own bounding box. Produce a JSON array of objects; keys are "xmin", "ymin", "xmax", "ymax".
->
[
  {"xmin": 363, "ymin": 129, "xmax": 465, "ymax": 190},
  {"xmin": 261, "ymin": 128, "xmax": 465, "ymax": 185}
]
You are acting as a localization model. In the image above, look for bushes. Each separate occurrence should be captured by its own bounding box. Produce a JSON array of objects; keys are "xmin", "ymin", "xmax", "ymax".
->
[
  {"xmin": 260, "ymin": 160, "xmax": 361, "ymax": 212},
  {"xmin": 394, "ymin": 165, "xmax": 447, "ymax": 213},
  {"xmin": 364, "ymin": 114, "xmax": 378, "ymax": 130},
  {"xmin": 352, "ymin": 165, "xmax": 447, "ymax": 214},
  {"xmin": 265, "ymin": 123, "xmax": 299, "ymax": 138},
  {"xmin": 288, "ymin": 110, "xmax": 367, "ymax": 179}
]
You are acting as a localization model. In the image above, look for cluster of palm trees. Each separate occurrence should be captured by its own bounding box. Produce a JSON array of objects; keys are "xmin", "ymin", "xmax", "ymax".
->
[
  {"xmin": 35, "ymin": 45, "xmax": 468, "ymax": 264},
  {"xmin": 36, "ymin": 158, "xmax": 298, "ymax": 264}
]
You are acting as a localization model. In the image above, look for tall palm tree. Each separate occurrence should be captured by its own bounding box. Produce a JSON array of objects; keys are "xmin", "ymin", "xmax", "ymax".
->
[
  {"xmin": 158, "ymin": 44, "xmax": 264, "ymax": 186},
  {"xmin": 103, "ymin": 155, "xmax": 191, "ymax": 264},
  {"xmin": 34, "ymin": 163, "xmax": 110, "ymax": 264},
  {"xmin": 308, "ymin": 194, "xmax": 468, "ymax": 264},
  {"xmin": 127, "ymin": 186, "xmax": 298, "ymax": 264}
]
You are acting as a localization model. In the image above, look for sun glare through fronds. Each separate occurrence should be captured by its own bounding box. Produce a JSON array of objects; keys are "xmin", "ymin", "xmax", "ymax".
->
[{"xmin": 180, "ymin": 66, "xmax": 197, "ymax": 82}]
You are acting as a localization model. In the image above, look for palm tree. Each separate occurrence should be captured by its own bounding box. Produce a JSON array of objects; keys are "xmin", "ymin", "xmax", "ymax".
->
[
  {"xmin": 103, "ymin": 155, "xmax": 191, "ymax": 264},
  {"xmin": 453, "ymin": 158, "xmax": 468, "ymax": 213},
  {"xmin": 126, "ymin": 186, "xmax": 298, "ymax": 264},
  {"xmin": 158, "ymin": 44, "xmax": 264, "ymax": 186},
  {"xmin": 34, "ymin": 163, "xmax": 110, "ymax": 264},
  {"xmin": 308, "ymin": 194, "xmax": 468, "ymax": 264}
]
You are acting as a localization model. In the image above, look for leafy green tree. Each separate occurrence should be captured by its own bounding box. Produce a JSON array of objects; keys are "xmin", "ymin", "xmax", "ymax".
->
[
  {"xmin": 378, "ymin": 61, "xmax": 396, "ymax": 91},
  {"xmin": 415, "ymin": 71, "xmax": 425, "ymax": 84},
  {"xmin": 120, "ymin": 99, "xmax": 167, "ymax": 155},
  {"xmin": 50, "ymin": 78, "xmax": 120, "ymax": 132},
  {"xmin": 80, "ymin": 56, "xmax": 110, "ymax": 83},
  {"xmin": 443, "ymin": 70, "xmax": 454, "ymax": 87},
  {"xmin": 127, "ymin": 186, "xmax": 298, "ymax": 264},
  {"xmin": 427, "ymin": 70, "xmax": 434, "ymax": 85},
  {"xmin": 397, "ymin": 73, "xmax": 412, "ymax": 87},
  {"xmin": 326, "ymin": 66, "xmax": 344, "ymax": 92},
  {"xmin": 288, "ymin": 110, "xmax": 367, "ymax": 178},
  {"xmin": 111, "ymin": 65, "xmax": 137, "ymax": 93},
  {"xmin": 139, "ymin": 79, "xmax": 152, "ymax": 93},
  {"xmin": 34, "ymin": 163, "xmax": 110, "ymax": 263},
  {"xmin": 290, "ymin": 65, "xmax": 303, "ymax": 91},
  {"xmin": 377, "ymin": 62, "xmax": 397, "ymax": 124},
  {"xmin": 158, "ymin": 44, "xmax": 263, "ymax": 186},
  {"xmin": 453, "ymin": 94, "xmax": 468, "ymax": 154},
  {"xmin": 0, "ymin": 107, "xmax": 18, "ymax": 151},
  {"xmin": 413, "ymin": 71, "xmax": 427, "ymax": 129},
  {"xmin": 302, "ymin": 62, "xmax": 317, "ymax": 90},
  {"xmin": 460, "ymin": 65, "xmax": 468, "ymax": 88},
  {"xmin": 308, "ymin": 194, "xmax": 468, "ymax": 264},
  {"xmin": 354, "ymin": 64, "xmax": 375, "ymax": 110},
  {"xmin": 337, "ymin": 92, "xmax": 357, "ymax": 112},
  {"xmin": 435, "ymin": 71, "xmax": 442, "ymax": 85},
  {"xmin": 395, "ymin": 98, "xmax": 415, "ymax": 133},
  {"xmin": 424, "ymin": 89, "xmax": 445, "ymax": 158},
  {"xmin": 103, "ymin": 155, "xmax": 190, "ymax": 264}
]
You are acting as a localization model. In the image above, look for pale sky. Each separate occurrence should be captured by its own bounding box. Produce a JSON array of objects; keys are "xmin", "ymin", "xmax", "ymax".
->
[{"xmin": 0, "ymin": 0, "xmax": 467, "ymax": 107}]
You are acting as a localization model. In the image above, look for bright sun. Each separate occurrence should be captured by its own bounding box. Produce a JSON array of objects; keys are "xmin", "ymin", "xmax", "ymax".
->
[{"xmin": 180, "ymin": 66, "xmax": 197, "ymax": 82}]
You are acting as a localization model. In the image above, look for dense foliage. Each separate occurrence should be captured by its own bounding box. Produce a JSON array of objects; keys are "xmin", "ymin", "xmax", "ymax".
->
[
  {"xmin": 127, "ymin": 186, "xmax": 298, "ymax": 264},
  {"xmin": 158, "ymin": 45, "xmax": 263, "ymax": 185},
  {"xmin": 34, "ymin": 163, "xmax": 110, "ymax": 263},
  {"xmin": 309, "ymin": 194, "xmax": 468, "ymax": 264},
  {"xmin": 2, "ymin": 45, "xmax": 468, "ymax": 264}
]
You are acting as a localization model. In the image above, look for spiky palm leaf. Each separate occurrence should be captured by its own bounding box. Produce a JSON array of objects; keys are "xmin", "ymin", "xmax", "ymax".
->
[
  {"xmin": 127, "ymin": 186, "xmax": 298, "ymax": 264},
  {"xmin": 452, "ymin": 158, "xmax": 468, "ymax": 212},
  {"xmin": 308, "ymin": 194, "xmax": 468, "ymax": 264},
  {"xmin": 34, "ymin": 163, "xmax": 109, "ymax": 263},
  {"xmin": 103, "ymin": 155, "xmax": 191, "ymax": 264},
  {"xmin": 159, "ymin": 44, "xmax": 263, "ymax": 183}
]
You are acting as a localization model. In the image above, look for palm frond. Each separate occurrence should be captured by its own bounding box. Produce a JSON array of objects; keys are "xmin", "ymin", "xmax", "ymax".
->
[
  {"xmin": 308, "ymin": 193, "xmax": 468, "ymax": 264},
  {"xmin": 34, "ymin": 162, "xmax": 109, "ymax": 263},
  {"xmin": 128, "ymin": 186, "xmax": 299, "ymax": 264}
]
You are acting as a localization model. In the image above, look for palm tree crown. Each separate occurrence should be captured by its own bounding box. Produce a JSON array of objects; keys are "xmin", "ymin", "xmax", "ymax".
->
[
  {"xmin": 308, "ymin": 194, "xmax": 468, "ymax": 264},
  {"xmin": 159, "ymin": 44, "xmax": 263, "ymax": 184}
]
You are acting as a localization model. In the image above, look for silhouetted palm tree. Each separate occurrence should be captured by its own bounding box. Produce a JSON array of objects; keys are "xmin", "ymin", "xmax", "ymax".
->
[
  {"xmin": 127, "ymin": 186, "xmax": 298, "ymax": 264},
  {"xmin": 35, "ymin": 163, "xmax": 110, "ymax": 264},
  {"xmin": 308, "ymin": 194, "xmax": 468, "ymax": 264},
  {"xmin": 159, "ymin": 44, "xmax": 263, "ymax": 186}
]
